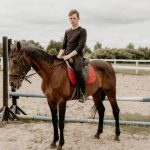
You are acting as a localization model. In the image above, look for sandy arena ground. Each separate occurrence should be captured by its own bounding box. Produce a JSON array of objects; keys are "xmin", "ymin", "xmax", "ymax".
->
[{"xmin": 0, "ymin": 71, "xmax": 150, "ymax": 150}]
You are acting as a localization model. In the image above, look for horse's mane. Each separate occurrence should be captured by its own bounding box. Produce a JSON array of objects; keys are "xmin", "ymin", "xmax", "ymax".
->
[{"xmin": 22, "ymin": 46, "xmax": 61, "ymax": 63}]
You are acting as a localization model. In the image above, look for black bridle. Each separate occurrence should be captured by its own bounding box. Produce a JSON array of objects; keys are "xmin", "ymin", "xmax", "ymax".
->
[
  {"xmin": 9, "ymin": 51, "xmax": 65, "ymax": 84},
  {"xmin": 9, "ymin": 52, "xmax": 33, "ymax": 84}
]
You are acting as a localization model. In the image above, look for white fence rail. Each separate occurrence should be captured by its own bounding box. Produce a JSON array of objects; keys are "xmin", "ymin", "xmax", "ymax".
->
[
  {"xmin": 0, "ymin": 57, "xmax": 150, "ymax": 74},
  {"xmin": 92, "ymin": 59, "xmax": 150, "ymax": 74}
]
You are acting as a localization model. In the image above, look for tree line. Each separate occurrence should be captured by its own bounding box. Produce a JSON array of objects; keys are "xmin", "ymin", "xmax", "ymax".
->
[{"xmin": 0, "ymin": 40, "xmax": 150, "ymax": 60}]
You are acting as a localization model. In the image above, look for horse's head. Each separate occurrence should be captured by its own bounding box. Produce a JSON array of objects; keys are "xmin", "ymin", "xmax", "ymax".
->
[{"xmin": 9, "ymin": 42, "xmax": 31, "ymax": 89}]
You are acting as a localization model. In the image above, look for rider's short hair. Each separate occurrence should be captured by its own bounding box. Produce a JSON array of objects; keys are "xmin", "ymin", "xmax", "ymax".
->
[{"xmin": 68, "ymin": 9, "xmax": 80, "ymax": 18}]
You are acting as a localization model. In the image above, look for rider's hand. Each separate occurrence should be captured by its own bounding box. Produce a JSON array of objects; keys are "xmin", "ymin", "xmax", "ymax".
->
[
  {"xmin": 63, "ymin": 55, "xmax": 70, "ymax": 60},
  {"xmin": 57, "ymin": 55, "xmax": 63, "ymax": 59}
]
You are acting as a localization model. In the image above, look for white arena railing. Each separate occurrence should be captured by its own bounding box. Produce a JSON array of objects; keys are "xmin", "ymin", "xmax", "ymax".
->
[
  {"xmin": 0, "ymin": 56, "xmax": 150, "ymax": 74},
  {"xmin": 91, "ymin": 59, "xmax": 150, "ymax": 74}
]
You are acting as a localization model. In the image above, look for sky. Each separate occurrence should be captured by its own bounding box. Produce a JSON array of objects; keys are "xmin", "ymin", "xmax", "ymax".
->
[{"xmin": 0, "ymin": 0, "xmax": 150, "ymax": 49}]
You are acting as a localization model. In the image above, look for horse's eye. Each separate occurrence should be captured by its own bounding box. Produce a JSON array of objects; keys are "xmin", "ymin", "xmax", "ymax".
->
[{"xmin": 13, "ymin": 60, "xmax": 18, "ymax": 64}]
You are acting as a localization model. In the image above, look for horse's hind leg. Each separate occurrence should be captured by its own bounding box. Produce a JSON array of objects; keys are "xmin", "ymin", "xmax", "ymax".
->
[
  {"xmin": 48, "ymin": 101, "xmax": 59, "ymax": 149},
  {"xmin": 106, "ymin": 89, "xmax": 120, "ymax": 141},
  {"xmin": 92, "ymin": 88, "xmax": 106, "ymax": 139}
]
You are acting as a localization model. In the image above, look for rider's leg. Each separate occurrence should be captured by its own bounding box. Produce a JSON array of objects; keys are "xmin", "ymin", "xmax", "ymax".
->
[{"xmin": 72, "ymin": 55, "xmax": 86, "ymax": 102}]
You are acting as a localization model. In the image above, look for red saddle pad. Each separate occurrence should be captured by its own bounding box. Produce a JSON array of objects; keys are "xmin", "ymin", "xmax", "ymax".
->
[{"xmin": 66, "ymin": 64, "xmax": 96, "ymax": 86}]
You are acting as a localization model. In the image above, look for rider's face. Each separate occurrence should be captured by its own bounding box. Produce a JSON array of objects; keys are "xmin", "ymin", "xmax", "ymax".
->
[{"xmin": 69, "ymin": 14, "xmax": 79, "ymax": 27}]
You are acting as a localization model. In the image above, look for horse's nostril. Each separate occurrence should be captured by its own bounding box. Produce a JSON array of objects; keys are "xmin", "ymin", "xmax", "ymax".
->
[{"xmin": 10, "ymin": 82, "xmax": 14, "ymax": 87}]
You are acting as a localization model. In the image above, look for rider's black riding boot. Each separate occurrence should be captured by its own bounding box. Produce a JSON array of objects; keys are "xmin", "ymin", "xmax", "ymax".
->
[{"xmin": 77, "ymin": 75, "xmax": 87, "ymax": 103}]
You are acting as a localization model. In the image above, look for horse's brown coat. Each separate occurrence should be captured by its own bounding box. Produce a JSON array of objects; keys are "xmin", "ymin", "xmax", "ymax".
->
[{"xmin": 9, "ymin": 43, "xmax": 120, "ymax": 150}]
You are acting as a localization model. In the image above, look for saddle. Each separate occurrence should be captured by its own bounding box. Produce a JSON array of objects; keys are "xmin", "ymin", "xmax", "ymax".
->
[{"xmin": 66, "ymin": 58, "xmax": 96, "ymax": 86}]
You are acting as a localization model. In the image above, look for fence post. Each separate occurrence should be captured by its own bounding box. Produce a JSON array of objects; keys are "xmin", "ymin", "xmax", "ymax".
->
[
  {"xmin": 0, "ymin": 36, "xmax": 19, "ymax": 122},
  {"xmin": 0, "ymin": 57, "xmax": 3, "ymax": 70},
  {"xmin": 3, "ymin": 37, "xmax": 8, "ymax": 107},
  {"xmin": 136, "ymin": 61, "xmax": 138, "ymax": 74},
  {"xmin": 114, "ymin": 60, "xmax": 116, "ymax": 66}
]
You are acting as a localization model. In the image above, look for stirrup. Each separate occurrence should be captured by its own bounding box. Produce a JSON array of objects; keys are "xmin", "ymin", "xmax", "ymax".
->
[{"xmin": 79, "ymin": 94, "xmax": 87, "ymax": 103}]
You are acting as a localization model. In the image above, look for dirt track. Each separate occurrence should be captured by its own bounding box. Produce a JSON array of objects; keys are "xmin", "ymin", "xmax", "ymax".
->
[{"xmin": 0, "ymin": 71, "xmax": 150, "ymax": 150}]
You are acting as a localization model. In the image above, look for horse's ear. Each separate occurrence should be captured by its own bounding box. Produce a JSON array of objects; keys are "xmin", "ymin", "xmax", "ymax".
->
[{"xmin": 16, "ymin": 41, "xmax": 21, "ymax": 51}]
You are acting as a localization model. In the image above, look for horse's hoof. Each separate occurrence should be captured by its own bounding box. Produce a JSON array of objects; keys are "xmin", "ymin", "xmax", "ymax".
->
[
  {"xmin": 57, "ymin": 145, "xmax": 62, "ymax": 150},
  {"xmin": 50, "ymin": 142, "xmax": 57, "ymax": 149},
  {"xmin": 94, "ymin": 134, "xmax": 100, "ymax": 139},
  {"xmin": 114, "ymin": 136, "xmax": 120, "ymax": 141}
]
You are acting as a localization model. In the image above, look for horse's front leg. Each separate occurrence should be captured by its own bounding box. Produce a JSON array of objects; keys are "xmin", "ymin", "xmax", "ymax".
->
[
  {"xmin": 57, "ymin": 100, "xmax": 66, "ymax": 150},
  {"xmin": 49, "ymin": 101, "xmax": 59, "ymax": 149}
]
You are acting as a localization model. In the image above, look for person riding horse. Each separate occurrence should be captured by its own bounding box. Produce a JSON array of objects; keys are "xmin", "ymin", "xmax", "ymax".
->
[{"xmin": 57, "ymin": 9, "xmax": 87, "ymax": 102}]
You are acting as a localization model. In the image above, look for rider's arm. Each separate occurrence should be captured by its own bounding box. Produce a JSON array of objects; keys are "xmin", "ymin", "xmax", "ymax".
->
[
  {"xmin": 57, "ymin": 31, "xmax": 67, "ymax": 58},
  {"xmin": 68, "ymin": 50, "xmax": 78, "ymax": 58},
  {"xmin": 57, "ymin": 49, "xmax": 65, "ymax": 58},
  {"xmin": 75, "ymin": 28, "xmax": 87, "ymax": 54}
]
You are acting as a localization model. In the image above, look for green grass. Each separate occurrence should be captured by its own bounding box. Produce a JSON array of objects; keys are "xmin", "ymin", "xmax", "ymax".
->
[
  {"xmin": 105, "ymin": 113, "xmax": 150, "ymax": 135},
  {"xmin": 122, "ymin": 125, "xmax": 150, "ymax": 135},
  {"xmin": 0, "ymin": 113, "xmax": 150, "ymax": 135},
  {"xmin": 89, "ymin": 113, "xmax": 150, "ymax": 135},
  {"xmin": 105, "ymin": 113, "xmax": 150, "ymax": 122}
]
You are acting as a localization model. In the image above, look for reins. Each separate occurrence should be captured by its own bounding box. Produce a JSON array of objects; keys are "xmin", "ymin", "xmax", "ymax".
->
[
  {"xmin": 24, "ymin": 61, "xmax": 65, "ymax": 83},
  {"xmin": 9, "ymin": 51, "xmax": 65, "ymax": 84}
]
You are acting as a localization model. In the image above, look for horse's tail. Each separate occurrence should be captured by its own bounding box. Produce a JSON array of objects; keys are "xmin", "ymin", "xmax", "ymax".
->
[{"xmin": 91, "ymin": 88, "xmax": 106, "ymax": 119}]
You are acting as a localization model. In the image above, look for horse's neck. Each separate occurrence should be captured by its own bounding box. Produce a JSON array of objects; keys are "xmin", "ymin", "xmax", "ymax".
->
[
  {"xmin": 30, "ymin": 58, "xmax": 52, "ymax": 80},
  {"xmin": 30, "ymin": 57, "xmax": 66, "ymax": 83}
]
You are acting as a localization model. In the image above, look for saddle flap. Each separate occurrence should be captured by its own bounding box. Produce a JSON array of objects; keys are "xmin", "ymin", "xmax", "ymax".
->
[
  {"xmin": 82, "ymin": 66, "xmax": 90, "ymax": 81},
  {"xmin": 66, "ymin": 61, "xmax": 96, "ymax": 86},
  {"xmin": 83, "ymin": 64, "xmax": 96, "ymax": 84}
]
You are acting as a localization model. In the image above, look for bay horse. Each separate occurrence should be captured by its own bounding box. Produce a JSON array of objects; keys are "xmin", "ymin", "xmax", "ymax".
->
[{"xmin": 9, "ymin": 42, "xmax": 120, "ymax": 150}]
